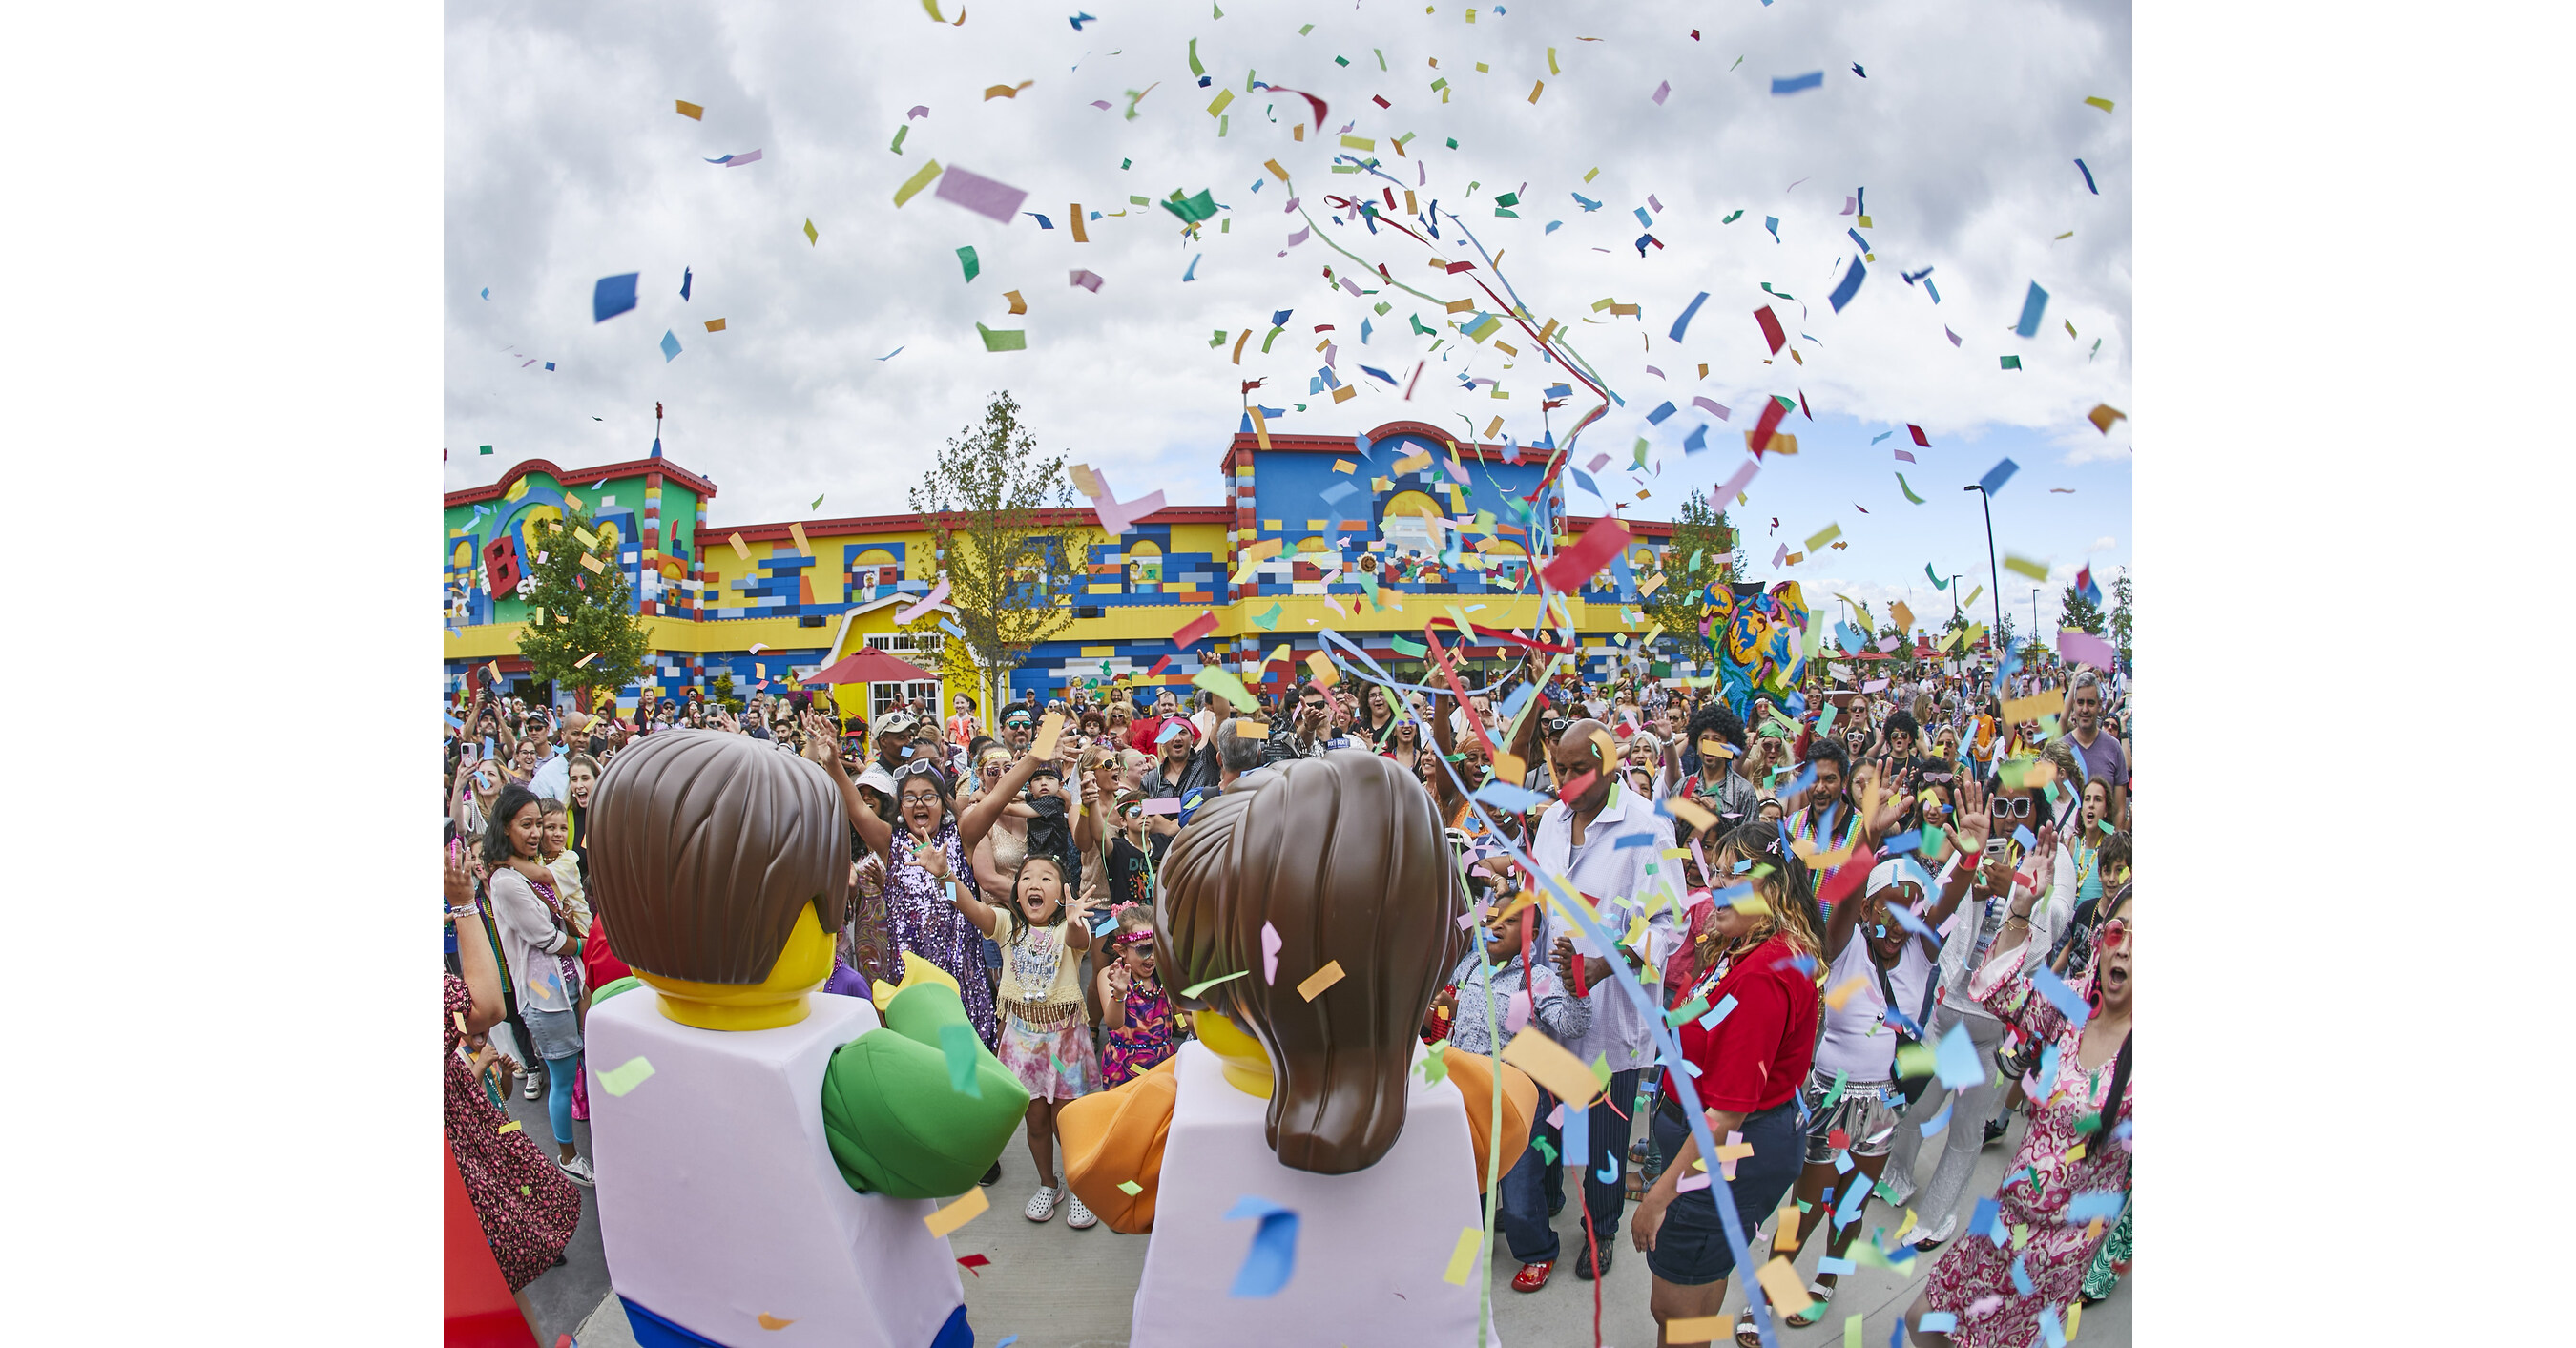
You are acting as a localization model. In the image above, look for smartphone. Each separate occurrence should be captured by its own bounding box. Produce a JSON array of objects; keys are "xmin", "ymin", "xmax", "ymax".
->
[{"xmin": 1982, "ymin": 837, "xmax": 2012, "ymax": 861}]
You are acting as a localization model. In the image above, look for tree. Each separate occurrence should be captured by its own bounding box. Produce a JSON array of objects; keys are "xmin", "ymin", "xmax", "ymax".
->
[
  {"xmin": 2058, "ymin": 577, "xmax": 2107, "ymax": 636},
  {"xmin": 1640, "ymin": 488, "xmax": 1739, "ymax": 654},
  {"xmin": 708, "ymin": 672, "xmax": 743, "ymax": 715},
  {"xmin": 2109, "ymin": 567, "xmax": 2132, "ymax": 670},
  {"xmin": 1991, "ymin": 606, "xmax": 2017, "ymax": 664},
  {"xmin": 514, "ymin": 502, "xmax": 651, "ymax": 710},
  {"xmin": 908, "ymin": 392, "xmax": 1089, "ymax": 704}
]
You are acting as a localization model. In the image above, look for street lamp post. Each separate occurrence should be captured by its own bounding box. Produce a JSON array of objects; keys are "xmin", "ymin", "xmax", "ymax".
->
[{"xmin": 1963, "ymin": 486, "xmax": 2005, "ymax": 668}]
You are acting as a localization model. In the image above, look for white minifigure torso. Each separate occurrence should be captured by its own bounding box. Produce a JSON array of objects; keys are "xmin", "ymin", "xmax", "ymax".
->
[
  {"xmin": 587, "ymin": 988, "xmax": 969, "ymax": 1348},
  {"xmin": 1130, "ymin": 1039, "xmax": 1501, "ymax": 1348}
]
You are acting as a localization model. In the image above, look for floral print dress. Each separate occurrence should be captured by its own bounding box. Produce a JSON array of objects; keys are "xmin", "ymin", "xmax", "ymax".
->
[
  {"xmin": 882, "ymin": 819, "xmax": 997, "ymax": 1046},
  {"xmin": 1917, "ymin": 948, "xmax": 2132, "ymax": 1347},
  {"xmin": 1099, "ymin": 972, "xmax": 1176, "ymax": 1086},
  {"xmin": 444, "ymin": 976, "xmax": 582, "ymax": 1294}
]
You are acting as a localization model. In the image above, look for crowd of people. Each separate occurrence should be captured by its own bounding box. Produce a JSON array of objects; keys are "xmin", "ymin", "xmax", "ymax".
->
[{"xmin": 441, "ymin": 641, "xmax": 2132, "ymax": 1348}]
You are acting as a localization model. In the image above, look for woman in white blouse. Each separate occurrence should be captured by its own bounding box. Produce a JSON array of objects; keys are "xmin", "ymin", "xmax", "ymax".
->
[{"xmin": 483, "ymin": 783, "xmax": 594, "ymax": 1187}]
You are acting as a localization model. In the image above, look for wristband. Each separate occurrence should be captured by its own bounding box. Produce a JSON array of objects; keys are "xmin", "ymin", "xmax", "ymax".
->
[{"xmin": 446, "ymin": 904, "xmax": 482, "ymax": 921}]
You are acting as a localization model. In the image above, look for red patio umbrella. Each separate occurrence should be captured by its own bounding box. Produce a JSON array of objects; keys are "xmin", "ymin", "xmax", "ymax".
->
[{"xmin": 802, "ymin": 646, "xmax": 938, "ymax": 685}]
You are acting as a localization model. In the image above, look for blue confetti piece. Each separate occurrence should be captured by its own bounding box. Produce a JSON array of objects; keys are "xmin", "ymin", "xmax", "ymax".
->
[
  {"xmin": 1970, "ymin": 1195, "xmax": 2004, "ymax": 1245},
  {"xmin": 2030, "ymin": 966, "xmax": 2093, "ymax": 1024},
  {"xmin": 1669, "ymin": 290, "xmax": 1710, "ymax": 341},
  {"xmin": 1871, "ymin": 430, "xmax": 1892, "ymax": 443},
  {"xmin": 1924, "ymin": 279, "xmax": 1942, "ymax": 303},
  {"xmin": 1272, "ymin": 308, "xmax": 1294, "ymax": 326},
  {"xmin": 1545, "ymin": 219, "xmax": 1562, "ymax": 233},
  {"xmin": 2066, "ymin": 1190, "xmax": 2125, "ymax": 1222},
  {"xmin": 1916, "ymin": 1313, "xmax": 1958, "ymax": 1334},
  {"xmin": 479, "ymin": 287, "xmax": 489, "ymax": 300},
  {"xmin": 1183, "ymin": 253, "xmax": 1202, "ymax": 282},
  {"xmin": 2037, "ymin": 1305, "xmax": 2067, "ymax": 1348},
  {"xmin": 1545, "ymin": 383, "xmax": 1572, "ymax": 398},
  {"xmin": 1471, "ymin": 780, "xmax": 1549, "ymax": 812},
  {"xmin": 2014, "ymin": 281, "xmax": 2050, "ymax": 338},
  {"xmin": 543, "ymin": 362, "xmax": 555, "ymax": 371},
  {"xmin": 2009, "ymin": 1252, "xmax": 2034, "ymax": 1296},
  {"xmin": 1977, "ymin": 457, "xmax": 2019, "ymax": 495},
  {"xmin": 2012, "ymin": 823, "xmax": 2037, "ymax": 851},
  {"xmin": 1646, "ymin": 400, "xmax": 1676, "ymax": 425},
  {"xmin": 1847, "ymin": 227, "xmax": 1871, "ymax": 254},
  {"xmin": 1612, "ymin": 832, "xmax": 1658, "ymax": 850},
  {"xmin": 659, "ymin": 330, "xmax": 682, "ymax": 362},
  {"xmin": 1561, "ymin": 1099, "xmax": 1589, "ymax": 1169},
  {"xmin": 592, "ymin": 273, "xmax": 639, "ymax": 322},
  {"xmin": 1697, "ymin": 993, "xmax": 1738, "ymax": 1030},
  {"xmin": 1320, "ymin": 480, "xmax": 1359, "ymax": 506},
  {"xmin": 1934, "ymin": 1020, "xmax": 1982, "ymax": 1089},
  {"xmin": 680, "ymin": 266, "xmax": 692, "ymax": 301},
  {"xmin": 938, "ymin": 617, "xmax": 969, "ymax": 640},
  {"xmin": 1633, "ymin": 205, "xmax": 1653, "ymax": 227},
  {"xmin": 1764, "ymin": 216, "xmax": 1781, "ymax": 243},
  {"xmin": 1818, "ymin": 1255, "xmax": 1855, "ymax": 1275},
  {"xmin": 1027, "ymin": 212, "xmax": 1055, "ymax": 229},
  {"xmin": 1682, "ymin": 424, "xmax": 1708, "ymax": 454},
  {"xmin": 1828, "ymin": 254, "xmax": 1867, "ymax": 313},
  {"xmin": 1771, "ymin": 71, "xmax": 1825, "ymax": 94},
  {"xmin": 2074, "ymin": 159, "xmax": 2098, "ymax": 195},
  {"xmin": 1914, "ymin": 1098, "xmax": 1954, "ymax": 1137},
  {"xmin": 1360, "ymin": 364, "xmax": 1397, "ymax": 385},
  {"xmin": 1572, "ymin": 192, "xmax": 1602, "ymax": 211}
]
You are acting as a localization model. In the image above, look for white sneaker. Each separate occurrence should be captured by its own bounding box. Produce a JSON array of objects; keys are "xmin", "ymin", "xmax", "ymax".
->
[
  {"xmin": 1065, "ymin": 1191, "xmax": 1097, "ymax": 1230},
  {"xmin": 555, "ymin": 1153, "xmax": 595, "ymax": 1188},
  {"xmin": 1024, "ymin": 1184, "xmax": 1060, "ymax": 1222}
]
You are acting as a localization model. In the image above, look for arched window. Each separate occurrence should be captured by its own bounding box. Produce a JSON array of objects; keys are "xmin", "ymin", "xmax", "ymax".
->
[
  {"xmin": 1127, "ymin": 539, "xmax": 1164, "ymax": 590},
  {"xmin": 1380, "ymin": 490, "xmax": 1444, "ymax": 556}
]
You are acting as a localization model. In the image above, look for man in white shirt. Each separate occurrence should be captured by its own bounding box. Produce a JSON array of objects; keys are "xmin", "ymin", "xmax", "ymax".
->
[
  {"xmin": 1526, "ymin": 718, "xmax": 1680, "ymax": 1281},
  {"xmin": 528, "ymin": 717, "xmax": 572, "ymax": 802}
]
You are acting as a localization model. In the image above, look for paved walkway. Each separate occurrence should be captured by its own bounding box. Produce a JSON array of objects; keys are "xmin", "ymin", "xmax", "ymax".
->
[{"xmin": 517, "ymin": 1104, "xmax": 2129, "ymax": 1348}]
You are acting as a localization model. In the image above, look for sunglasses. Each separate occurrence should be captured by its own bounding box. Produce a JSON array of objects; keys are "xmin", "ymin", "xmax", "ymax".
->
[
  {"xmin": 2096, "ymin": 918, "xmax": 2129, "ymax": 952},
  {"xmin": 892, "ymin": 760, "xmax": 946, "ymax": 782},
  {"xmin": 1991, "ymin": 797, "xmax": 2035, "ymax": 819}
]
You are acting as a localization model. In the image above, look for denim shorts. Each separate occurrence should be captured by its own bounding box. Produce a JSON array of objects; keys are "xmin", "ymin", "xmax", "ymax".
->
[
  {"xmin": 1644, "ymin": 1098, "xmax": 1802, "ymax": 1287},
  {"xmin": 523, "ymin": 1005, "xmax": 582, "ymax": 1062}
]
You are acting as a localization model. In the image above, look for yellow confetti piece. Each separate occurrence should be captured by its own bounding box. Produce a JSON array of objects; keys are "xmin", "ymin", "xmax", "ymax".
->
[
  {"xmin": 1005, "ymin": 289, "xmax": 1026, "ymax": 315},
  {"xmin": 1755, "ymin": 1255, "xmax": 1816, "ymax": 1315},
  {"xmin": 802, "ymin": 218, "xmax": 819, "ymax": 245},
  {"xmin": 924, "ymin": 1186, "xmax": 989, "ymax": 1237},
  {"xmin": 2085, "ymin": 95, "xmax": 2115, "ymax": 113},
  {"xmin": 675, "ymin": 99, "xmax": 704, "ymax": 120},
  {"xmin": 2002, "ymin": 552, "xmax": 2050, "ymax": 581},
  {"xmin": 705, "ymin": 317, "xmax": 727, "ymax": 332},
  {"xmin": 496, "ymin": 1120, "xmax": 522, "ymax": 1134},
  {"xmin": 1442, "ymin": 1225, "xmax": 1483, "ymax": 1285},
  {"xmin": 1032, "ymin": 711, "xmax": 1067, "ymax": 758},
  {"xmin": 1527, "ymin": 79, "xmax": 1545, "ymax": 103},
  {"xmin": 893, "ymin": 159, "xmax": 945, "ymax": 207},
  {"xmin": 1297, "ymin": 961, "xmax": 1347, "ymax": 1001},
  {"xmin": 1548, "ymin": 47, "xmax": 1559, "ymax": 74},
  {"xmin": 1209, "ymin": 89, "xmax": 1236, "ymax": 117},
  {"xmin": 1822, "ymin": 976, "xmax": 1868, "ymax": 1010},
  {"xmin": 984, "ymin": 80, "xmax": 1034, "ymax": 100},
  {"xmin": 757, "ymin": 1313, "xmax": 797, "ymax": 1331},
  {"xmin": 1265, "ymin": 158, "xmax": 1290, "ymax": 180},
  {"xmin": 726, "ymin": 532, "xmax": 751, "ymax": 561},
  {"xmin": 1501, "ymin": 1026, "xmax": 1604, "ymax": 1107},
  {"xmin": 597, "ymin": 1056, "xmax": 657, "ymax": 1096},
  {"xmin": 1668, "ymin": 1315, "xmax": 1730, "ymax": 1340}
]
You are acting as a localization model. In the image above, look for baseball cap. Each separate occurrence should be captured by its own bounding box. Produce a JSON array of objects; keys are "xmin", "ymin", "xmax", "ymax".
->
[{"xmin": 875, "ymin": 710, "xmax": 920, "ymax": 739}]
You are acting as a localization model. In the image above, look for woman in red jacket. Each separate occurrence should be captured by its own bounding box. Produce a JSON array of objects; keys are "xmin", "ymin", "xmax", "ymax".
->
[{"xmin": 1631, "ymin": 821, "xmax": 1827, "ymax": 1347}]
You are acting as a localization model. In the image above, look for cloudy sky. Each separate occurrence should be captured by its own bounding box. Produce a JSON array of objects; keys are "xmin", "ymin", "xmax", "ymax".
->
[{"xmin": 447, "ymin": 0, "xmax": 2129, "ymax": 637}]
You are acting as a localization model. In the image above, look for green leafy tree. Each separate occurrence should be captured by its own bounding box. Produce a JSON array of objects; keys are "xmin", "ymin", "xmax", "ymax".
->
[
  {"xmin": 2058, "ymin": 577, "xmax": 2107, "ymax": 636},
  {"xmin": 908, "ymin": 392, "xmax": 1089, "ymax": 703},
  {"xmin": 1640, "ymin": 488, "xmax": 1738, "ymax": 654},
  {"xmin": 2109, "ymin": 567, "xmax": 2132, "ymax": 669},
  {"xmin": 708, "ymin": 672, "xmax": 743, "ymax": 715},
  {"xmin": 514, "ymin": 503, "xmax": 651, "ymax": 709}
]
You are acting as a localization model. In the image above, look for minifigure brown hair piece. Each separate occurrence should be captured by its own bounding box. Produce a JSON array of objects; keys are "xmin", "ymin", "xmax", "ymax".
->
[
  {"xmin": 587, "ymin": 729, "xmax": 851, "ymax": 984},
  {"xmin": 1158, "ymin": 750, "xmax": 1465, "ymax": 1174}
]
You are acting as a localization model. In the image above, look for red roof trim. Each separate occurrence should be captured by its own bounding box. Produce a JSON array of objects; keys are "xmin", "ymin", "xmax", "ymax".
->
[{"xmin": 445, "ymin": 457, "xmax": 719, "ymax": 508}]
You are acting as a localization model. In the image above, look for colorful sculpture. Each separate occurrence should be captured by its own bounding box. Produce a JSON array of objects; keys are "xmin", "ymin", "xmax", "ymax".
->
[
  {"xmin": 1707, "ymin": 580, "xmax": 1812, "ymax": 715},
  {"xmin": 1058, "ymin": 751, "xmax": 1537, "ymax": 1347},
  {"xmin": 583, "ymin": 730, "xmax": 1026, "ymax": 1348}
]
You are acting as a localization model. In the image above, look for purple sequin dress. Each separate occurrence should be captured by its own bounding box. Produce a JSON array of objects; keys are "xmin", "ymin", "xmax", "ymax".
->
[{"xmin": 883, "ymin": 819, "xmax": 999, "ymax": 1046}]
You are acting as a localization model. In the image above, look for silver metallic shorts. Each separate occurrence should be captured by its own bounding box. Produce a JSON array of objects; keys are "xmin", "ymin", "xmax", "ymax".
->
[{"xmin": 1800, "ymin": 1065, "xmax": 1901, "ymax": 1162}]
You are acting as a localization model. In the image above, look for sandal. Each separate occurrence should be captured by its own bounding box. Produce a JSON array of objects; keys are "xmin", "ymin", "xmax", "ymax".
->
[
  {"xmin": 1783, "ymin": 1280, "xmax": 1834, "ymax": 1328},
  {"xmin": 1733, "ymin": 1308, "xmax": 1763, "ymax": 1348}
]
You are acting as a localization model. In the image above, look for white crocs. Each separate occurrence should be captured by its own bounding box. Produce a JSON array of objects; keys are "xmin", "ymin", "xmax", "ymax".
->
[
  {"xmin": 1065, "ymin": 1191, "xmax": 1097, "ymax": 1230},
  {"xmin": 1024, "ymin": 1184, "xmax": 1060, "ymax": 1222}
]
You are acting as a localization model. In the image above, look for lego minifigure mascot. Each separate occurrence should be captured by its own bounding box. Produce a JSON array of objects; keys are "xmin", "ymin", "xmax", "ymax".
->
[
  {"xmin": 1058, "ymin": 751, "xmax": 1538, "ymax": 1347},
  {"xmin": 584, "ymin": 730, "xmax": 1027, "ymax": 1347}
]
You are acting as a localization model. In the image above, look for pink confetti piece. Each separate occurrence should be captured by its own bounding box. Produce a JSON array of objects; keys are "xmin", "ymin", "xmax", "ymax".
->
[
  {"xmin": 1945, "ymin": 326, "xmax": 1963, "ymax": 347},
  {"xmin": 1692, "ymin": 396, "xmax": 1730, "ymax": 421},
  {"xmin": 1088, "ymin": 99, "xmax": 1111, "ymax": 110},
  {"xmin": 1651, "ymin": 80, "xmax": 1672, "ymax": 105},
  {"xmin": 894, "ymin": 577, "xmax": 951, "ymax": 624},
  {"xmin": 1894, "ymin": 448, "xmax": 1917, "ymax": 463},
  {"xmin": 932, "ymin": 165, "xmax": 1029, "ymax": 223},
  {"xmin": 1648, "ymin": 194, "xmax": 1663, "ymax": 213},
  {"xmin": 907, "ymin": 106, "xmax": 930, "ymax": 119},
  {"xmin": 1261, "ymin": 922, "xmax": 1281, "ymax": 983},
  {"xmin": 1069, "ymin": 268, "xmax": 1104, "ymax": 292}
]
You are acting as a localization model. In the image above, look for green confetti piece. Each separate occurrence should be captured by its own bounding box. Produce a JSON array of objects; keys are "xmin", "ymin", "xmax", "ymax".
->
[
  {"xmin": 1665, "ymin": 995, "xmax": 1711, "ymax": 1027},
  {"xmin": 1182, "ymin": 968, "xmax": 1251, "ymax": 998},
  {"xmin": 1896, "ymin": 471, "xmax": 1925, "ymax": 504},
  {"xmin": 889, "ymin": 125, "xmax": 908, "ymax": 155},
  {"xmin": 1188, "ymin": 36, "xmax": 1205, "ymax": 76},
  {"xmin": 956, "ymin": 245, "xmax": 979, "ymax": 282},
  {"xmin": 1210, "ymin": 329, "xmax": 1229, "ymax": 347},
  {"xmin": 942, "ymin": 1022, "xmax": 983, "ymax": 1097},
  {"xmin": 1118, "ymin": 1179, "xmax": 1145, "ymax": 1195},
  {"xmin": 1722, "ymin": 210, "xmax": 1744, "ymax": 223},
  {"xmin": 975, "ymin": 322, "xmax": 1027, "ymax": 352},
  {"xmin": 1192, "ymin": 665, "xmax": 1257, "ymax": 710},
  {"xmin": 597, "ymin": 1056, "xmax": 656, "ymax": 1096},
  {"xmin": 2000, "ymin": 354, "xmax": 2024, "ymax": 370}
]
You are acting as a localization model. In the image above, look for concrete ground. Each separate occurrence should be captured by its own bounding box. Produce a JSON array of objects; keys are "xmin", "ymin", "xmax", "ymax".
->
[{"xmin": 519, "ymin": 1101, "xmax": 2129, "ymax": 1348}]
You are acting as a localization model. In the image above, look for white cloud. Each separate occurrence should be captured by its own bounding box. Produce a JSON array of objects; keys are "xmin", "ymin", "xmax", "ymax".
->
[{"xmin": 445, "ymin": 0, "xmax": 2130, "ymax": 565}]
